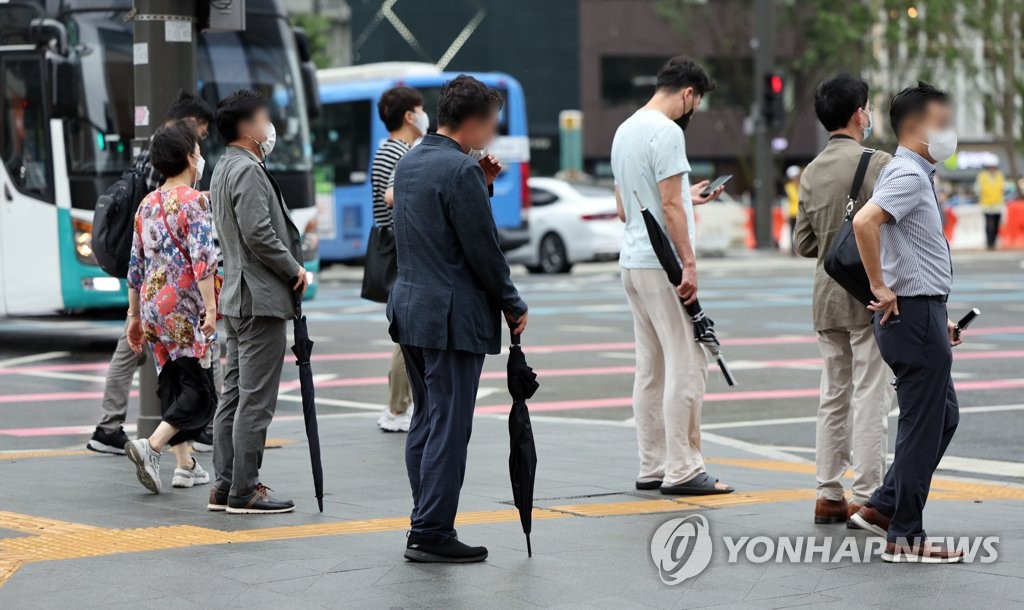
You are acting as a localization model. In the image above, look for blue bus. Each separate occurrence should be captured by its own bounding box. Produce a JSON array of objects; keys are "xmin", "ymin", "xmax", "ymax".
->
[{"xmin": 313, "ymin": 62, "xmax": 531, "ymax": 263}]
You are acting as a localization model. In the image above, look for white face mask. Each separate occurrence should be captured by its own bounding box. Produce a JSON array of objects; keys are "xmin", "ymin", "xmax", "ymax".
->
[
  {"xmin": 259, "ymin": 122, "xmax": 277, "ymax": 158},
  {"xmin": 922, "ymin": 127, "xmax": 957, "ymax": 163},
  {"xmin": 194, "ymin": 155, "xmax": 206, "ymax": 184},
  {"xmin": 413, "ymin": 111, "xmax": 429, "ymax": 137}
]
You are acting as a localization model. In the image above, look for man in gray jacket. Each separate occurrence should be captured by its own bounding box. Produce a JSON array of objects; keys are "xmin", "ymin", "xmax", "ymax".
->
[
  {"xmin": 389, "ymin": 75, "xmax": 527, "ymax": 563},
  {"xmin": 209, "ymin": 90, "xmax": 307, "ymax": 514},
  {"xmin": 795, "ymin": 73, "xmax": 893, "ymax": 526}
]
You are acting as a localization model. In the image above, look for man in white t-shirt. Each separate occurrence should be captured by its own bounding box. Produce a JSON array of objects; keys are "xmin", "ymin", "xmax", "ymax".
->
[{"xmin": 611, "ymin": 56, "xmax": 731, "ymax": 495}]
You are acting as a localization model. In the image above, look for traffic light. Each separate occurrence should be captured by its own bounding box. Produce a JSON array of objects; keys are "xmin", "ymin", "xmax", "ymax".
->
[{"xmin": 763, "ymin": 72, "xmax": 786, "ymax": 131}]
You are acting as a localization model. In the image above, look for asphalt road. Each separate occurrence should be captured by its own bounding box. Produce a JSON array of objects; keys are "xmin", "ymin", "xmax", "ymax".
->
[{"xmin": 2, "ymin": 252, "xmax": 1023, "ymax": 479}]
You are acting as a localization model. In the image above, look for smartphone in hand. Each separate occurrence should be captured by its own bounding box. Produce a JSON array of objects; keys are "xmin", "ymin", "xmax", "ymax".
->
[{"xmin": 700, "ymin": 174, "xmax": 733, "ymax": 197}]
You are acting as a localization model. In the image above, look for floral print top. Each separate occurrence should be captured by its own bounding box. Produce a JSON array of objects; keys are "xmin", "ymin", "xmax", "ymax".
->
[{"xmin": 128, "ymin": 185, "xmax": 217, "ymax": 373}]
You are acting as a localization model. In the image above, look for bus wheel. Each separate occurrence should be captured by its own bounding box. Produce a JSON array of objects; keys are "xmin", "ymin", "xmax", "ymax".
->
[{"xmin": 538, "ymin": 233, "xmax": 572, "ymax": 274}]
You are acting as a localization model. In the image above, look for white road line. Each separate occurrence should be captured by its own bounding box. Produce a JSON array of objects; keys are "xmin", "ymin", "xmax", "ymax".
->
[
  {"xmin": 701, "ymin": 432, "xmax": 812, "ymax": 464},
  {"xmin": 8, "ymin": 370, "xmax": 109, "ymax": 384},
  {"xmin": 0, "ymin": 351, "xmax": 71, "ymax": 369},
  {"xmin": 560, "ymin": 325, "xmax": 619, "ymax": 334},
  {"xmin": 476, "ymin": 387, "xmax": 502, "ymax": 399},
  {"xmin": 705, "ymin": 403, "xmax": 1024, "ymax": 431},
  {"xmin": 598, "ymin": 352, "xmax": 636, "ymax": 360},
  {"xmin": 276, "ymin": 393, "xmax": 382, "ymax": 411}
]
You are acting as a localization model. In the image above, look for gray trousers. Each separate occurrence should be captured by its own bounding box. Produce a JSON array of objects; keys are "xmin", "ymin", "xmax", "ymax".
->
[
  {"xmin": 98, "ymin": 325, "xmax": 221, "ymax": 435},
  {"xmin": 214, "ymin": 315, "xmax": 287, "ymax": 497}
]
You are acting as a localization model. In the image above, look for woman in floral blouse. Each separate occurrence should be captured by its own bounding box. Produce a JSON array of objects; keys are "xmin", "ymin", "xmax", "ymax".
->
[{"xmin": 125, "ymin": 120, "xmax": 218, "ymax": 494}]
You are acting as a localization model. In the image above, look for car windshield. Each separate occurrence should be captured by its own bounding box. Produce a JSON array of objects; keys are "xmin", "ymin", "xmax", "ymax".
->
[{"xmin": 62, "ymin": 12, "xmax": 310, "ymax": 177}]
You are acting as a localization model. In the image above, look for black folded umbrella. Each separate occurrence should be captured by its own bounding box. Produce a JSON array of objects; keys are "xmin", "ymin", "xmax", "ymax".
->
[
  {"xmin": 633, "ymin": 192, "xmax": 738, "ymax": 386},
  {"xmin": 291, "ymin": 291, "xmax": 325, "ymax": 511},
  {"xmin": 507, "ymin": 332, "xmax": 540, "ymax": 557}
]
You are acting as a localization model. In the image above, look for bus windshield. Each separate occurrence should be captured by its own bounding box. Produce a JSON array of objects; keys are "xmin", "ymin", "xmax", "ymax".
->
[{"xmin": 63, "ymin": 11, "xmax": 310, "ymax": 178}]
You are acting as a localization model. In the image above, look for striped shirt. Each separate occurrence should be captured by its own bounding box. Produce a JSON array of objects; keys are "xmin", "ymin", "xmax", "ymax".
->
[
  {"xmin": 870, "ymin": 146, "xmax": 952, "ymax": 296},
  {"xmin": 371, "ymin": 138, "xmax": 411, "ymax": 227}
]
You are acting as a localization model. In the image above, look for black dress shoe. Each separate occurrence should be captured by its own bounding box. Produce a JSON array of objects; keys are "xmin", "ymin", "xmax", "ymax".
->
[
  {"xmin": 635, "ymin": 479, "xmax": 663, "ymax": 490},
  {"xmin": 405, "ymin": 533, "xmax": 488, "ymax": 563},
  {"xmin": 226, "ymin": 484, "xmax": 295, "ymax": 514}
]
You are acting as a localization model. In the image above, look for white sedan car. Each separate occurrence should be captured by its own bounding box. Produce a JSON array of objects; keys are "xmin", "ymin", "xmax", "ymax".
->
[{"xmin": 507, "ymin": 177, "xmax": 624, "ymax": 274}]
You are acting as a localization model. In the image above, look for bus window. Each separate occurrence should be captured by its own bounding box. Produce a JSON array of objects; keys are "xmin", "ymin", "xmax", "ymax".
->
[
  {"xmin": 1, "ymin": 55, "xmax": 52, "ymax": 202},
  {"xmin": 313, "ymin": 100, "xmax": 371, "ymax": 185}
]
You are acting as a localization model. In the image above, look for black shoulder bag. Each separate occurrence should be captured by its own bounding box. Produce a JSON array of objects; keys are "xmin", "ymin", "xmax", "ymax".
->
[
  {"xmin": 361, "ymin": 225, "xmax": 398, "ymax": 303},
  {"xmin": 823, "ymin": 148, "xmax": 875, "ymax": 307}
]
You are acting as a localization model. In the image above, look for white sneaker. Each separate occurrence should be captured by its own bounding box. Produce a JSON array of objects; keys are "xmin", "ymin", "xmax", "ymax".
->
[
  {"xmin": 172, "ymin": 458, "xmax": 211, "ymax": 488},
  {"xmin": 378, "ymin": 406, "xmax": 413, "ymax": 433},
  {"xmin": 125, "ymin": 439, "xmax": 162, "ymax": 494}
]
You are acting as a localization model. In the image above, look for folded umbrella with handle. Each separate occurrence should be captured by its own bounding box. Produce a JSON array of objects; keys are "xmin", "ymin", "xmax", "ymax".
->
[
  {"xmin": 291, "ymin": 289, "xmax": 325, "ymax": 512},
  {"xmin": 507, "ymin": 332, "xmax": 540, "ymax": 556},
  {"xmin": 633, "ymin": 192, "xmax": 737, "ymax": 387}
]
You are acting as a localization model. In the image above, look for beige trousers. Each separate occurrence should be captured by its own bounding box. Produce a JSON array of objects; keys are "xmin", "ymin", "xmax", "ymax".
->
[
  {"xmin": 622, "ymin": 268, "xmax": 709, "ymax": 486},
  {"xmin": 815, "ymin": 324, "xmax": 893, "ymax": 504},
  {"xmin": 388, "ymin": 344, "xmax": 413, "ymax": 414}
]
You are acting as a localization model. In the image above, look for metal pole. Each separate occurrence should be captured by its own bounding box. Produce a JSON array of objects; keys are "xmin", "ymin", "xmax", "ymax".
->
[
  {"xmin": 132, "ymin": 0, "xmax": 198, "ymax": 438},
  {"xmin": 752, "ymin": 0, "xmax": 776, "ymax": 250}
]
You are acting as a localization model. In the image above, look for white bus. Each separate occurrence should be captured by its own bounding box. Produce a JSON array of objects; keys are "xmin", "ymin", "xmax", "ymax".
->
[{"xmin": 0, "ymin": 0, "xmax": 322, "ymax": 316}]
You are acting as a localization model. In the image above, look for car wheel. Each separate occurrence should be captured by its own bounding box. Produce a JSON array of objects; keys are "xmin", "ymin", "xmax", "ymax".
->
[{"xmin": 538, "ymin": 233, "xmax": 572, "ymax": 274}]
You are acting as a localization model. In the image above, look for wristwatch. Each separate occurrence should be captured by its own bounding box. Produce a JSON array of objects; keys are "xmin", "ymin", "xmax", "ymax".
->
[{"xmin": 127, "ymin": 310, "xmax": 140, "ymax": 318}]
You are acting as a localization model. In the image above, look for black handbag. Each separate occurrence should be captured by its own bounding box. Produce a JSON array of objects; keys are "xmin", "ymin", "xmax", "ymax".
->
[
  {"xmin": 360, "ymin": 225, "xmax": 398, "ymax": 303},
  {"xmin": 824, "ymin": 148, "xmax": 876, "ymax": 307}
]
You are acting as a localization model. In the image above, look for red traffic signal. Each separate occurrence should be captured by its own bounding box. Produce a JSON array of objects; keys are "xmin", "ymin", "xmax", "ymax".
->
[{"xmin": 769, "ymin": 74, "xmax": 784, "ymax": 94}]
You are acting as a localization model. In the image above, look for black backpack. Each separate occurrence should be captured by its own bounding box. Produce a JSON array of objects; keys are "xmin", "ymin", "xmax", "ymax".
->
[{"xmin": 92, "ymin": 167, "xmax": 150, "ymax": 278}]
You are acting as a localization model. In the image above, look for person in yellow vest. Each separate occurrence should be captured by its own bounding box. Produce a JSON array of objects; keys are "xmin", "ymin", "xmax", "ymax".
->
[
  {"xmin": 975, "ymin": 162, "xmax": 1005, "ymax": 249},
  {"xmin": 785, "ymin": 165, "xmax": 801, "ymax": 254}
]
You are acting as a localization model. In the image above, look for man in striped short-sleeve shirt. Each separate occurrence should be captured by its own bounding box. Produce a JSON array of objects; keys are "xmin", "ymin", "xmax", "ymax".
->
[
  {"xmin": 851, "ymin": 82, "xmax": 965, "ymax": 564},
  {"xmin": 370, "ymin": 86, "xmax": 429, "ymax": 431}
]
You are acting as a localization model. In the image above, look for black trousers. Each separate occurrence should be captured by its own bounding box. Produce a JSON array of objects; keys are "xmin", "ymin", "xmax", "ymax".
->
[
  {"xmin": 984, "ymin": 212, "xmax": 1002, "ymax": 249},
  {"xmin": 401, "ymin": 345, "xmax": 485, "ymax": 541},
  {"xmin": 868, "ymin": 298, "xmax": 959, "ymax": 544}
]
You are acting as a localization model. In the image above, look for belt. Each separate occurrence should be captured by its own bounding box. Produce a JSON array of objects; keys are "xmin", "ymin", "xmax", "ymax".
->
[{"xmin": 899, "ymin": 294, "xmax": 948, "ymax": 303}]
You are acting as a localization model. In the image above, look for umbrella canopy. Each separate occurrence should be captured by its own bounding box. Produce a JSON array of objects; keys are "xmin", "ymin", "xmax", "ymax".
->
[
  {"xmin": 635, "ymin": 193, "xmax": 738, "ymax": 386},
  {"xmin": 507, "ymin": 332, "xmax": 539, "ymax": 556},
  {"xmin": 291, "ymin": 291, "xmax": 325, "ymax": 511}
]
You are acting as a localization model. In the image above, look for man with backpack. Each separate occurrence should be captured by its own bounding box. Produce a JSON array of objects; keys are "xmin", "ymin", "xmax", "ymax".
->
[
  {"xmin": 793, "ymin": 73, "xmax": 893, "ymax": 527},
  {"xmin": 86, "ymin": 92, "xmax": 216, "ymax": 455}
]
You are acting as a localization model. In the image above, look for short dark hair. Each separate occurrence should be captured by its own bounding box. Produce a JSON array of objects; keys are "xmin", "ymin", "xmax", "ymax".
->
[
  {"xmin": 814, "ymin": 73, "xmax": 869, "ymax": 132},
  {"xmin": 378, "ymin": 86, "xmax": 424, "ymax": 132},
  {"xmin": 889, "ymin": 81, "xmax": 949, "ymax": 138},
  {"xmin": 436, "ymin": 75, "xmax": 504, "ymax": 130},
  {"xmin": 165, "ymin": 90, "xmax": 214, "ymax": 125},
  {"xmin": 150, "ymin": 119, "xmax": 198, "ymax": 178},
  {"xmin": 656, "ymin": 56, "xmax": 716, "ymax": 95},
  {"xmin": 215, "ymin": 89, "xmax": 266, "ymax": 143}
]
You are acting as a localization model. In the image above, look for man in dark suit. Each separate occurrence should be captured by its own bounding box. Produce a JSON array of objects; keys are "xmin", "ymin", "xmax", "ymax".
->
[{"xmin": 388, "ymin": 75, "xmax": 528, "ymax": 563}]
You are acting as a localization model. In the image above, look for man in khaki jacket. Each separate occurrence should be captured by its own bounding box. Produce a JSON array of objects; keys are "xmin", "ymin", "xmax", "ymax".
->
[{"xmin": 795, "ymin": 73, "xmax": 894, "ymax": 526}]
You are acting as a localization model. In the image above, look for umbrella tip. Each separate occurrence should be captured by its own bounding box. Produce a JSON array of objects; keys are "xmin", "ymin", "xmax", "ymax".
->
[{"xmin": 526, "ymin": 533, "xmax": 532, "ymax": 558}]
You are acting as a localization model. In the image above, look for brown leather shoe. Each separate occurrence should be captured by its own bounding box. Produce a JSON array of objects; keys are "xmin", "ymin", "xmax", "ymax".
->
[
  {"xmin": 849, "ymin": 504, "xmax": 891, "ymax": 537},
  {"xmin": 882, "ymin": 540, "xmax": 964, "ymax": 563},
  {"xmin": 845, "ymin": 502, "xmax": 862, "ymax": 528},
  {"xmin": 814, "ymin": 497, "xmax": 849, "ymax": 524}
]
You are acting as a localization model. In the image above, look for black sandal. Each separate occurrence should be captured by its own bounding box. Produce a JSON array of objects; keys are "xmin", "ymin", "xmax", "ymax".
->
[{"xmin": 660, "ymin": 472, "xmax": 735, "ymax": 495}]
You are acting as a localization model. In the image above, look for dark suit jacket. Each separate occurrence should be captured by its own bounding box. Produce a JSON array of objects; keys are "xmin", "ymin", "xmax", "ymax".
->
[{"xmin": 387, "ymin": 134, "xmax": 527, "ymax": 355}]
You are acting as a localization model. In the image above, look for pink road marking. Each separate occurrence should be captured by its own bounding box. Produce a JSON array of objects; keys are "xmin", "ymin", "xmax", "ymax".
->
[
  {"xmin": 3, "ymin": 350, "xmax": 1023, "ymax": 403},
  {"xmin": 0, "ymin": 390, "xmax": 139, "ymax": 405},
  {"xmin": 3, "ymin": 377, "xmax": 1023, "ymax": 436},
  {"xmin": 475, "ymin": 378, "xmax": 1024, "ymax": 415},
  {"xmin": 3, "ymin": 325, "xmax": 1022, "ymax": 376}
]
